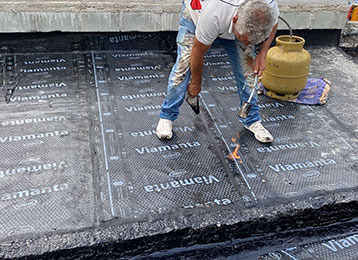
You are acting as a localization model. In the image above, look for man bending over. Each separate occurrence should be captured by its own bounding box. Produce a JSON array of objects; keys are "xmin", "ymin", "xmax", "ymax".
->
[{"xmin": 156, "ymin": 0, "xmax": 279, "ymax": 143}]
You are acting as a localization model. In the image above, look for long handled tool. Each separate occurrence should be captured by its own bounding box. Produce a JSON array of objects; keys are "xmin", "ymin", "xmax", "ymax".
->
[{"xmin": 238, "ymin": 74, "xmax": 258, "ymax": 119}]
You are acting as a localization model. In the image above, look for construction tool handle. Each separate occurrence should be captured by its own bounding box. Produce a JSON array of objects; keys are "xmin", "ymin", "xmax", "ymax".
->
[{"xmin": 247, "ymin": 74, "xmax": 258, "ymax": 104}]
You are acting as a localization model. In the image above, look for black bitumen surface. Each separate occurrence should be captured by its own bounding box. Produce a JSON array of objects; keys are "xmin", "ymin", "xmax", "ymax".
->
[{"xmin": 0, "ymin": 31, "xmax": 357, "ymax": 259}]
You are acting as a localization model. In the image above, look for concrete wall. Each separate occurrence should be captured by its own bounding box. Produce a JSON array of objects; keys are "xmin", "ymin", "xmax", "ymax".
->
[
  {"xmin": 340, "ymin": 21, "xmax": 358, "ymax": 48},
  {"xmin": 0, "ymin": 0, "xmax": 350, "ymax": 32}
]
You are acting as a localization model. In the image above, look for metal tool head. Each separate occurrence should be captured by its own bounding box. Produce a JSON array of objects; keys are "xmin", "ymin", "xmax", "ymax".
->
[
  {"xmin": 186, "ymin": 95, "xmax": 200, "ymax": 114},
  {"xmin": 238, "ymin": 102, "xmax": 251, "ymax": 119},
  {"xmin": 238, "ymin": 74, "xmax": 258, "ymax": 119}
]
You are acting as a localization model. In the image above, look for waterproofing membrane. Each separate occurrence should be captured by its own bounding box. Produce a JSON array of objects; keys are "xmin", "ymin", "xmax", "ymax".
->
[
  {"xmin": 93, "ymin": 47, "xmax": 357, "ymax": 220},
  {"xmin": 92, "ymin": 51, "xmax": 245, "ymax": 220},
  {"xmin": 200, "ymin": 48, "xmax": 357, "ymax": 203},
  {"xmin": 0, "ymin": 53, "xmax": 95, "ymax": 238},
  {"xmin": 260, "ymin": 231, "xmax": 358, "ymax": 260},
  {"xmin": 0, "ymin": 33, "xmax": 175, "ymax": 54},
  {"xmin": 0, "ymin": 34, "xmax": 357, "ymax": 245}
]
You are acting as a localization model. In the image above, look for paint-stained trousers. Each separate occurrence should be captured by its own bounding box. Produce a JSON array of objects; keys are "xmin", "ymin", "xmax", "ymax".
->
[{"xmin": 159, "ymin": 2, "xmax": 260, "ymax": 127}]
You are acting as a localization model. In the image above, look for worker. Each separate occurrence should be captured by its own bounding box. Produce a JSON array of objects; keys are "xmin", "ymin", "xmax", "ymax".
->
[{"xmin": 156, "ymin": 0, "xmax": 279, "ymax": 143}]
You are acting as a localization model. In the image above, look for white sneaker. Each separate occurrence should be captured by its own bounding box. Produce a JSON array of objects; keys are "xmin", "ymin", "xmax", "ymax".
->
[
  {"xmin": 156, "ymin": 118, "xmax": 173, "ymax": 140},
  {"xmin": 244, "ymin": 121, "xmax": 273, "ymax": 143}
]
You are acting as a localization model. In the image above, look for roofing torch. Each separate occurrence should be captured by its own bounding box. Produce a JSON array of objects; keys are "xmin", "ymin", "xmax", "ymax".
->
[{"xmin": 238, "ymin": 74, "xmax": 258, "ymax": 119}]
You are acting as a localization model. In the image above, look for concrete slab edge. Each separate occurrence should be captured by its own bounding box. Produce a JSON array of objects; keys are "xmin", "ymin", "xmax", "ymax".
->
[{"xmin": 340, "ymin": 21, "xmax": 358, "ymax": 48}]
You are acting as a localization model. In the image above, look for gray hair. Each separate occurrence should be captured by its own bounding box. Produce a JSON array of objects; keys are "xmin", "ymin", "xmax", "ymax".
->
[{"xmin": 234, "ymin": 0, "xmax": 275, "ymax": 45}]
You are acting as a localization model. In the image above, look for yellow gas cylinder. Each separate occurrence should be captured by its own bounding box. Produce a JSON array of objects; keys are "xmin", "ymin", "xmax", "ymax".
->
[
  {"xmin": 262, "ymin": 35, "xmax": 311, "ymax": 100},
  {"xmin": 350, "ymin": 5, "xmax": 358, "ymax": 21}
]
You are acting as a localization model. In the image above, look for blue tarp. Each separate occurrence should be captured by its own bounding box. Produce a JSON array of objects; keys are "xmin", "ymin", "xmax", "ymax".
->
[{"xmin": 260, "ymin": 78, "xmax": 331, "ymax": 105}]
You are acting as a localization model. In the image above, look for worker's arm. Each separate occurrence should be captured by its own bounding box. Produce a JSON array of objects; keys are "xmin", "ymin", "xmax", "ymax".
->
[
  {"xmin": 254, "ymin": 23, "xmax": 278, "ymax": 77},
  {"xmin": 187, "ymin": 37, "xmax": 211, "ymax": 97}
]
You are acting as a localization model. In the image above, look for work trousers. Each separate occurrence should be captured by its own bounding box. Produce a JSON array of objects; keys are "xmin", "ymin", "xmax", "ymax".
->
[{"xmin": 159, "ymin": 2, "xmax": 260, "ymax": 127}]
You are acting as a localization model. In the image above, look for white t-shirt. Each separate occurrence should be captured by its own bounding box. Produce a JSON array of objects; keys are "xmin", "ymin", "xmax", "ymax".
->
[{"xmin": 185, "ymin": 0, "xmax": 280, "ymax": 45}]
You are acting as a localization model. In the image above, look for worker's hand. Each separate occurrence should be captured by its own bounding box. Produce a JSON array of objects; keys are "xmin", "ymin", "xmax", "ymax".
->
[
  {"xmin": 254, "ymin": 51, "xmax": 266, "ymax": 77},
  {"xmin": 187, "ymin": 82, "xmax": 201, "ymax": 97}
]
